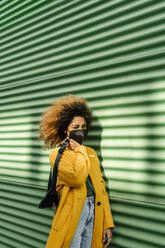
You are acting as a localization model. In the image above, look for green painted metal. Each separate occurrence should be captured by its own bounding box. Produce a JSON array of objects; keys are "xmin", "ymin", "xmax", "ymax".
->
[{"xmin": 1, "ymin": 0, "xmax": 165, "ymax": 247}]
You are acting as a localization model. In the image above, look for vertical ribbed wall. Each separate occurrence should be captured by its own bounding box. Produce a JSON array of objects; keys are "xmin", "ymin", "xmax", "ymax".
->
[{"xmin": 1, "ymin": 0, "xmax": 165, "ymax": 247}]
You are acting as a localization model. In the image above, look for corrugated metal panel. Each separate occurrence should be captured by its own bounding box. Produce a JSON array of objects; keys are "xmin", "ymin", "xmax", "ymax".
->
[
  {"xmin": 111, "ymin": 197, "xmax": 165, "ymax": 248},
  {"xmin": 1, "ymin": 0, "xmax": 165, "ymax": 247},
  {"xmin": 0, "ymin": 180, "xmax": 53, "ymax": 248}
]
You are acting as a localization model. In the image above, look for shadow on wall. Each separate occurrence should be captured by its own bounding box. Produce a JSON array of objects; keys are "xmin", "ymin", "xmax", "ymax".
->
[
  {"xmin": 86, "ymin": 114, "xmax": 112, "ymax": 196},
  {"xmin": 86, "ymin": 114, "xmax": 118, "ymax": 248},
  {"xmin": 28, "ymin": 112, "xmax": 43, "ymax": 185}
]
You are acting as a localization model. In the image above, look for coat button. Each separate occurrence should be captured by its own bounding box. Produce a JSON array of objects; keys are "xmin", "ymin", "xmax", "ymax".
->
[{"xmin": 97, "ymin": 201, "xmax": 101, "ymax": 206}]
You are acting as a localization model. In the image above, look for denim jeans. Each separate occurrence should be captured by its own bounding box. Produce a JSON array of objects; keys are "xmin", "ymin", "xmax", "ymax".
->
[{"xmin": 69, "ymin": 195, "xmax": 95, "ymax": 248}]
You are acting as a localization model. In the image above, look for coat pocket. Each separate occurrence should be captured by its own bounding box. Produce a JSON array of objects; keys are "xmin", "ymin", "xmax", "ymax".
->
[{"xmin": 52, "ymin": 204, "xmax": 71, "ymax": 231}]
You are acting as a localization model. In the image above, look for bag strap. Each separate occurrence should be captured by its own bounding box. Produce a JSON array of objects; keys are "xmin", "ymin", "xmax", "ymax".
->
[{"xmin": 50, "ymin": 139, "xmax": 69, "ymax": 190}]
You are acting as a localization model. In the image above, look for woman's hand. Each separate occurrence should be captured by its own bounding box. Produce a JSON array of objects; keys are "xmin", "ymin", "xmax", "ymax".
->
[
  {"xmin": 103, "ymin": 228, "xmax": 112, "ymax": 248},
  {"xmin": 68, "ymin": 138, "xmax": 80, "ymax": 150}
]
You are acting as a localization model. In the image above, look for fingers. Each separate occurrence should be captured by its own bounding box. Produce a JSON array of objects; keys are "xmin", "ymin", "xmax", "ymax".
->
[
  {"xmin": 103, "ymin": 229, "xmax": 112, "ymax": 248},
  {"xmin": 106, "ymin": 229, "xmax": 112, "ymax": 247},
  {"xmin": 68, "ymin": 139, "xmax": 80, "ymax": 150},
  {"xmin": 103, "ymin": 230, "xmax": 106, "ymax": 243}
]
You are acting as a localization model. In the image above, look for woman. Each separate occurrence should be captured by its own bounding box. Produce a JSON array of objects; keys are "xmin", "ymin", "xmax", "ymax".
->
[{"xmin": 39, "ymin": 95, "xmax": 115, "ymax": 248}]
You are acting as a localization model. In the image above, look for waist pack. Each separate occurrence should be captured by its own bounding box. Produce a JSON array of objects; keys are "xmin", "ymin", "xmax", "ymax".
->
[{"xmin": 38, "ymin": 139, "xmax": 69, "ymax": 208}]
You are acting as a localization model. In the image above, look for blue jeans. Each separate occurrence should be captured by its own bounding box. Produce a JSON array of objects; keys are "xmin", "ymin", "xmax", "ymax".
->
[{"xmin": 69, "ymin": 195, "xmax": 95, "ymax": 248}]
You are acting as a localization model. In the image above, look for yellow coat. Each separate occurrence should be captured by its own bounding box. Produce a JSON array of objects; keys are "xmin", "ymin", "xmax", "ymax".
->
[{"xmin": 46, "ymin": 145, "xmax": 115, "ymax": 248}]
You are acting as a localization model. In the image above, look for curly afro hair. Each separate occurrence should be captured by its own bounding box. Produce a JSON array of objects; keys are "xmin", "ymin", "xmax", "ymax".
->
[{"xmin": 39, "ymin": 94, "xmax": 93, "ymax": 150}]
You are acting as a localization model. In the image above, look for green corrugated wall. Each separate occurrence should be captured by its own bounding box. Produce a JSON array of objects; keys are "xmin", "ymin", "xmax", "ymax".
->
[{"xmin": 1, "ymin": 0, "xmax": 165, "ymax": 247}]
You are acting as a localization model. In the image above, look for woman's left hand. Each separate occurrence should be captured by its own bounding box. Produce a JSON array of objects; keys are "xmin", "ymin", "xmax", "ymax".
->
[{"xmin": 103, "ymin": 228, "xmax": 112, "ymax": 248}]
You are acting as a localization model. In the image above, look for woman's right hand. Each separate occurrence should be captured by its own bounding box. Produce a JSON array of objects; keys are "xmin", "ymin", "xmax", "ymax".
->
[{"xmin": 68, "ymin": 138, "xmax": 80, "ymax": 150}]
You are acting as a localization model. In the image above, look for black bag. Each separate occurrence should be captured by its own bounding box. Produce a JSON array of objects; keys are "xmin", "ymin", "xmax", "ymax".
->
[{"xmin": 38, "ymin": 139, "xmax": 69, "ymax": 209}]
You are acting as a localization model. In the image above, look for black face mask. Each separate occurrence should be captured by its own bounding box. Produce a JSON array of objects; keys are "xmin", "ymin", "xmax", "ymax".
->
[{"xmin": 69, "ymin": 129, "xmax": 87, "ymax": 145}]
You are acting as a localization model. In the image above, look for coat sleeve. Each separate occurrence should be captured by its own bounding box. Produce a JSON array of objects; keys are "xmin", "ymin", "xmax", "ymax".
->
[
  {"xmin": 49, "ymin": 145, "xmax": 90, "ymax": 188},
  {"xmin": 93, "ymin": 149, "xmax": 115, "ymax": 229}
]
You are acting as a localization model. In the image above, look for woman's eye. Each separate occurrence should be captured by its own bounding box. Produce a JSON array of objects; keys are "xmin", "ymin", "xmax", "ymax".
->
[{"xmin": 72, "ymin": 125, "xmax": 86, "ymax": 129}]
